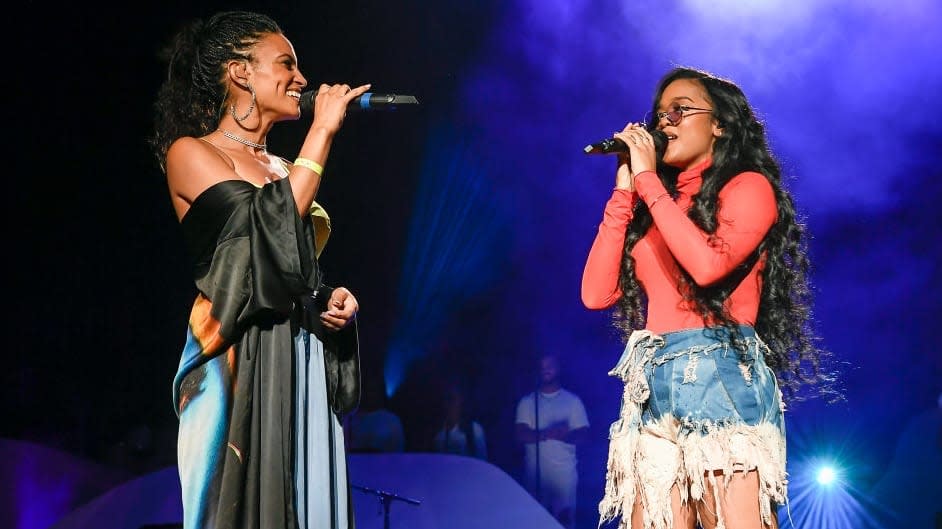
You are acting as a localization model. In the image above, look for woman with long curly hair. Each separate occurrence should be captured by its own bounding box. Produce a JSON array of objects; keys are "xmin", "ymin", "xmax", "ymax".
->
[
  {"xmin": 581, "ymin": 67, "xmax": 834, "ymax": 529},
  {"xmin": 150, "ymin": 10, "xmax": 368, "ymax": 529}
]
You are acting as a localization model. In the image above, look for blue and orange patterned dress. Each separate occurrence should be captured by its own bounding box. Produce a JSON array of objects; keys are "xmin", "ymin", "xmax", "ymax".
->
[{"xmin": 172, "ymin": 178, "xmax": 360, "ymax": 529}]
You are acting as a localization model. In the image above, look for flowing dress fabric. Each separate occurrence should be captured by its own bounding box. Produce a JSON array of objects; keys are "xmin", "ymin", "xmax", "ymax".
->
[
  {"xmin": 173, "ymin": 179, "xmax": 359, "ymax": 529},
  {"xmin": 294, "ymin": 329, "xmax": 350, "ymax": 529}
]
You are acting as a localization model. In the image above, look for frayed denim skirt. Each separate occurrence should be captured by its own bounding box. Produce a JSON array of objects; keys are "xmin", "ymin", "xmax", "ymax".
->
[
  {"xmin": 640, "ymin": 326, "xmax": 784, "ymax": 431},
  {"xmin": 598, "ymin": 326, "xmax": 787, "ymax": 529}
]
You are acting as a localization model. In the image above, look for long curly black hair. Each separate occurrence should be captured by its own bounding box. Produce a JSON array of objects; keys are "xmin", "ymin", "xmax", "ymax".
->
[
  {"xmin": 615, "ymin": 67, "xmax": 836, "ymax": 401},
  {"xmin": 149, "ymin": 11, "xmax": 281, "ymax": 172}
]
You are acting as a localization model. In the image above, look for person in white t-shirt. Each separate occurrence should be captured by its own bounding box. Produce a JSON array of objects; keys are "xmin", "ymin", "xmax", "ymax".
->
[
  {"xmin": 431, "ymin": 380, "xmax": 487, "ymax": 459},
  {"xmin": 515, "ymin": 352, "xmax": 590, "ymax": 529}
]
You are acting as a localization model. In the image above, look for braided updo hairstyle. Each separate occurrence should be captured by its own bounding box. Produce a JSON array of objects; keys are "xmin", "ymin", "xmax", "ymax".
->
[{"xmin": 149, "ymin": 11, "xmax": 280, "ymax": 171}]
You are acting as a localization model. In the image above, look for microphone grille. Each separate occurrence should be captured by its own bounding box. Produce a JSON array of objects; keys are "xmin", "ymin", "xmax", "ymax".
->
[
  {"xmin": 299, "ymin": 91, "xmax": 315, "ymax": 114},
  {"xmin": 650, "ymin": 130, "xmax": 668, "ymax": 156}
]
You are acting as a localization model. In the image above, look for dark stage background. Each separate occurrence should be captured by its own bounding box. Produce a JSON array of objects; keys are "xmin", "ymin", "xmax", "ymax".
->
[{"xmin": 7, "ymin": 1, "xmax": 941, "ymax": 528}]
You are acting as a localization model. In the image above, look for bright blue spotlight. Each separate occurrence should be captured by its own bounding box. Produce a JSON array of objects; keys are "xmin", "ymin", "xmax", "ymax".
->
[{"xmin": 816, "ymin": 465, "xmax": 837, "ymax": 486}]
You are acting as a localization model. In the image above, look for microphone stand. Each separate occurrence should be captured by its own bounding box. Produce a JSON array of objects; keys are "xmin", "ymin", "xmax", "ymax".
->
[
  {"xmin": 533, "ymin": 381, "xmax": 542, "ymax": 506},
  {"xmin": 352, "ymin": 483, "xmax": 421, "ymax": 529}
]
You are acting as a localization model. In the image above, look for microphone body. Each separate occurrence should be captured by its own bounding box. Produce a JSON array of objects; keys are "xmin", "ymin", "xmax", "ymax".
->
[
  {"xmin": 298, "ymin": 90, "xmax": 419, "ymax": 116},
  {"xmin": 584, "ymin": 130, "xmax": 668, "ymax": 158}
]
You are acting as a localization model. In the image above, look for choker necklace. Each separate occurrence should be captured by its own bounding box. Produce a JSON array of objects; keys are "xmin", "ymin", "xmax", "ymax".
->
[{"xmin": 222, "ymin": 130, "xmax": 267, "ymax": 150}]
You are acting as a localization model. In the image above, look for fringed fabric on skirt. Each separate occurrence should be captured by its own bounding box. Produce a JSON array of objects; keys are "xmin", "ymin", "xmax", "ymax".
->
[{"xmin": 598, "ymin": 327, "xmax": 787, "ymax": 529}]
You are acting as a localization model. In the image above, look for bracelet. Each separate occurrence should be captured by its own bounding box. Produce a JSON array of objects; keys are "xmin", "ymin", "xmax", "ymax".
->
[
  {"xmin": 294, "ymin": 157, "xmax": 324, "ymax": 176},
  {"xmin": 648, "ymin": 192, "xmax": 671, "ymax": 209}
]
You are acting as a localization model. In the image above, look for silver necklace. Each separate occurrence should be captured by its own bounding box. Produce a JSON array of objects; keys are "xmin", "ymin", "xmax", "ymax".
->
[{"xmin": 222, "ymin": 130, "xmax": 267, "ymax": 150}]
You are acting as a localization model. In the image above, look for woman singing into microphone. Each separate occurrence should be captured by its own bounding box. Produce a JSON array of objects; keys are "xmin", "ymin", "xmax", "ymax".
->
[
  {"xmin": 581, "ymin": 67, "xmax": 835, "ymax": 529},
  {"xmin": 150, "ymin": 10, "xmax": 369, "ymax": 529}
]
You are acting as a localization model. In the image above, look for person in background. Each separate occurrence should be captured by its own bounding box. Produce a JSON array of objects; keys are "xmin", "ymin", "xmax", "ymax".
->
[
  {"xmin": 431, "ymin": 379, "xmax": 487, "ymax": 460},
  {"xmin": 515, "ymin": 352, "xmax": 590, "ymax": 529},
  {"xmin": 150, "ymin": 10, "xmax": 368, "ymax": 529},
  {"xmin": 346, "ymin": 399, "xmax": 406, "ymax": 454}
]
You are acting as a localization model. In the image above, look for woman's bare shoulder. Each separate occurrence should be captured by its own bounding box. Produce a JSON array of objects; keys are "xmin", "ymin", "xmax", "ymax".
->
[{"xmin": 166, "ymin": 136, "xmax": 237, "ymax": 219}]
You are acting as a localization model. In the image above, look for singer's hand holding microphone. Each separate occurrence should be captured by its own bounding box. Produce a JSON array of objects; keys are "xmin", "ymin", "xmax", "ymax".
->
[
  {"xmin": 584, "ymin": 123, "xmax": 668, "ymax": 192},
  {"xmin": 307, "ymin": 83, "xmax": 372, "ymax": 135},
  {"xmin": 615, "ymin": 123, "xmax": 658, "ymax": 190}
]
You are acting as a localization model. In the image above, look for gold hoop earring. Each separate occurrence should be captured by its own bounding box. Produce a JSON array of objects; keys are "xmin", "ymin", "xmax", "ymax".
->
[{"xmin": 230, "ymin": 84, "xmax": 256, "ymax": 123}]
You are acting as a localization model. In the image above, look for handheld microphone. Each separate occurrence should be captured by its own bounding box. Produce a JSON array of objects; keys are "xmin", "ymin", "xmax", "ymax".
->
[
  {"xmin": 584, "ymin": 129, "xmax": 668, "ymax": 157},
  {"xmin": 299, "ymin": 90, "xmax": 419, "ymax": 115}
]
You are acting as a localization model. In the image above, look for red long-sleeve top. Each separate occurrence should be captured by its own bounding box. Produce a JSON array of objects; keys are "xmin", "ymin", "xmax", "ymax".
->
[{"xmin": 581, "ymin": 158, "xmax": 777, "ymax": 333}]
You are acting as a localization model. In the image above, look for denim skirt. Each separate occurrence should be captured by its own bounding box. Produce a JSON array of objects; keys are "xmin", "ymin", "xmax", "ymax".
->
[
  {"xmin": 640, "ymin": 326, "xmax": 784, "ymax": 431},
  {"xmin": 598, "ymin": 326, "xmax": 787, "ymax": 529}
]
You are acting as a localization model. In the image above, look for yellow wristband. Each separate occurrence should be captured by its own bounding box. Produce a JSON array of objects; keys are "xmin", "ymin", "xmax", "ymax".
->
[{"xmin": 294, "ymin": 157, "xmax": 324, "ymax": 176}]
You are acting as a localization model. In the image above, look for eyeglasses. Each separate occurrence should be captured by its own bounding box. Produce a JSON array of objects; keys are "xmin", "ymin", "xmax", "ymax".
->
[{"xmin": 651, "ymin": 104, "xmax": 713, "ymax": 126}]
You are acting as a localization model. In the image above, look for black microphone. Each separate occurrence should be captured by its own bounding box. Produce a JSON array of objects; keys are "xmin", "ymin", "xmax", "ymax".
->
[
  {"xmin": 584, "ymin": 130, "xmax": 668, "ymax": 157},
  {"xmin": 298, "ymin": 90, "xmax": 419, "ymax": 115}
]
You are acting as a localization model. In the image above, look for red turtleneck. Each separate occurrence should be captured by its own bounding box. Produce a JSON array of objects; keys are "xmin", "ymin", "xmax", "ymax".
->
[{"xmin": 580, "ymin": 159, "xmax": 777, "ymax": 333}]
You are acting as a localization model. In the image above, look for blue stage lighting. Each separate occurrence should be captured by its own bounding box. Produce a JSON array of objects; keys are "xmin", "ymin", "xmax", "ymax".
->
[
  {"xmin": 816, "ymin": 465, "xmax": 837, "ymax": 486},
  {"xmin": 384, "ymin": 132, "xmax": 507, "ymax": 397}
]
